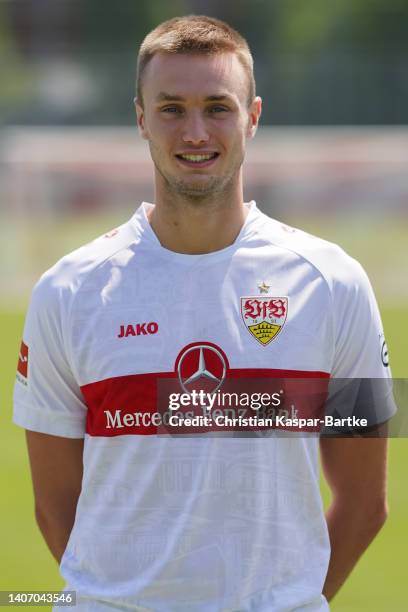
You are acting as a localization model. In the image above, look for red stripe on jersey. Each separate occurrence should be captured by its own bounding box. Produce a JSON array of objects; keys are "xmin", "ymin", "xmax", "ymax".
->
[{"xmin": 81, "ymin": 369, "xmax": 330, "ymax": 437}]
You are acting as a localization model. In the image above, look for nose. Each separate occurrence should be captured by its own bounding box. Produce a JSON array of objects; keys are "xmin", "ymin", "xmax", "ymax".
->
[{"xmin": 182, "ymin": 110, "xmax": 209, "ymax": 145}]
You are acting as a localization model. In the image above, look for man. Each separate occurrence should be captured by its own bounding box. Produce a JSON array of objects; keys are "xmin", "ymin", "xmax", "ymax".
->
[{"xmin": 14, "ymin": 15, "xmax": 394, "ymax": 611}]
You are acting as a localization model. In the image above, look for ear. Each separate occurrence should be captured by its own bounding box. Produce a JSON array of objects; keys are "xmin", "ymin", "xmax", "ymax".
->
[
  {"xmin": 247, "ymin": 96, "xmax": 262, "ymax": 139},
  {"xmin": 134, "ymin": 97, "xmax": 149, "ymax": 140}
]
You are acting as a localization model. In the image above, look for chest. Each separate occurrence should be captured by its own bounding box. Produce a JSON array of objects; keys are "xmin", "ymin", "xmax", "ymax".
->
[{"xmin": 69, "ymin": 253, "xmax": 333, "ymax": 385}]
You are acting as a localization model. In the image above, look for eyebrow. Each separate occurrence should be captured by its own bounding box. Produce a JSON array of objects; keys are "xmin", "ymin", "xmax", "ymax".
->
[{"xmin": 155, "ymin": 92, "xmax": 233, "ymax": 103}]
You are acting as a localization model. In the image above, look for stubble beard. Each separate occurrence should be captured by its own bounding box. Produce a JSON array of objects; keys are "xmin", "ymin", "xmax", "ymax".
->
[{"xmin": 149, "ymin": 142, "xmax": 244, "ymax": 205}]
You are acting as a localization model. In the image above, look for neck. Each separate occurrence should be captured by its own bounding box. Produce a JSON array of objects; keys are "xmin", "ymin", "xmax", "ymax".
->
[{"xmin": 148, "ymin": 173, "xmax": 248, "ymax": 254}]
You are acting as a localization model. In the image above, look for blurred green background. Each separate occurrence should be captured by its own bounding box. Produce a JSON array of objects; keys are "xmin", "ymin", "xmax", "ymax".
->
[{"xmin": 1, "ymin": 1, "xmax": 407, "ymax": 610}]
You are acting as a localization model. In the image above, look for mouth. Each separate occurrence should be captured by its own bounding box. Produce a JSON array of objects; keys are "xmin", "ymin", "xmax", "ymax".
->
[{"xmin": 175, "ymin": 152, "xmax": 219, "ymax": 169}]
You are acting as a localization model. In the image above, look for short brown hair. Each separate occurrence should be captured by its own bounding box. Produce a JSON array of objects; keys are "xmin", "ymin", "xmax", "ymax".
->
[{"xmin": 136, "ymin": 15, "xmax": 256, "ymax": 107}]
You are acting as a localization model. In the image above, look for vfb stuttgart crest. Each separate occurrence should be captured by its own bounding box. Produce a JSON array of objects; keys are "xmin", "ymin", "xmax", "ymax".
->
[{"xmin": 241, "ymin": 296, "xmax": 288, "ymax": 346}]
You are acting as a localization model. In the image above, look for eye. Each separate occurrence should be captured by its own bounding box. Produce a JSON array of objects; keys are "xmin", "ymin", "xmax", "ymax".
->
[
  {"xmin": 161, "ymin": 106, "xmax": 183, "ymax": 114},
  {"xmin": 208, "ymin": 106, "xmax": 229, "ymax": 114}
]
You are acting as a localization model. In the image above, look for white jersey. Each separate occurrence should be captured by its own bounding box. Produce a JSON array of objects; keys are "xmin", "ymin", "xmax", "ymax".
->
[{"xmin": 13, "ymin": 202, "xmax": 394, "ymax": 611}]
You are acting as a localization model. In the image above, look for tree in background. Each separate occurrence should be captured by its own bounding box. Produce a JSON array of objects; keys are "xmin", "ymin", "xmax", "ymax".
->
[{"xmin": 2, "ymin": 0, "xmax": 408, "ymax": 125}]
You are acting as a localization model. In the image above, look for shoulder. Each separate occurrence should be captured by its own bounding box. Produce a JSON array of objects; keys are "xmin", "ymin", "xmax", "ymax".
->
[
  {"xmin": 29, "ymin": 216, "xmax": 139, "ymax": 316},
  {"xmin": 255, "ymin": 210, "xmax": 371, "ymax": 297}
]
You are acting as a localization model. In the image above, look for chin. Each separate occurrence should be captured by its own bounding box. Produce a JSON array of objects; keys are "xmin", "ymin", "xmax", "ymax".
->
[
  {"xmin": 171, "ymin": 178, "xmax": 222, "ymax": 199},
  {"xmin": 177, "ymin": 188, "xmax": 215, "ymax": 201}
]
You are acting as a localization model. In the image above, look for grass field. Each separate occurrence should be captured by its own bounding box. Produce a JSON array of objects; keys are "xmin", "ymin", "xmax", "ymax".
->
[{"xmin": 0, "ymin": 213, "xmax": 407, "ymax": 610}]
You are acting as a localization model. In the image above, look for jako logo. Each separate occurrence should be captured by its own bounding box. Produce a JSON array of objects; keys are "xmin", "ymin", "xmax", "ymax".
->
[{"xmin": 117, "ymin": 322, "xmax": 158, "ymax": 338}]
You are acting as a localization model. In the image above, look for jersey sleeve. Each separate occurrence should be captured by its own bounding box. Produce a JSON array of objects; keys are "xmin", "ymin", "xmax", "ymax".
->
[
  {"xmin": 13, "ymin": 272, "xmax": 87, "ymax": 438},
  {"xmin": 327, "ymin": 258, "xmax": 396, "ymax": 428}
]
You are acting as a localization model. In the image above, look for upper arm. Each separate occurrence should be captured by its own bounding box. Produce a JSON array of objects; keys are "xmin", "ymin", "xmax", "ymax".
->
[
  {"xmin": 319, "ymin": 436, "xmax": 389, "ymax": 512},
  {"xmin": 13, "ymin": 273, "xmax": 87, "ymax": 438},
  {"xmin": 26, "ymin": 431, "xmax": 84, "ymax": 519},
  {"xmin": 327, "ymin": 257, "xmax": 396, "ymax": 430},
  {"xmin": 331, "ymin": 257, "xmax": 391, "ymax": 380}
]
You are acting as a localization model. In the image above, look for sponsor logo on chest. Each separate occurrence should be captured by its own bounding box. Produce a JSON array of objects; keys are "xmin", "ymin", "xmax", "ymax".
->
[{"xmin": 117, "ymin": 322, "xmax": 159, "ymax": 338}]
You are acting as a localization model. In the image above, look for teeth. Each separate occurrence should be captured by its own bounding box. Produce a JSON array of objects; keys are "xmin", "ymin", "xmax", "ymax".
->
[{"xmin": 180, "ymin": 154, "xmax": 215, "ymax": 162}]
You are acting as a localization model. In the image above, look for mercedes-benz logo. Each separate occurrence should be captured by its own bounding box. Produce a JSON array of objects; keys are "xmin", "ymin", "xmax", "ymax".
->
[{"xmin": 175, "ymin": 342, "xmax": 228, "ymax": 395}]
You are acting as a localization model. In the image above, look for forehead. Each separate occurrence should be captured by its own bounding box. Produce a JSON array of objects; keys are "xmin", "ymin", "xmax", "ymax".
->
[{"xmin": 142, "ymin": 52, "xmax": 247, "ymax": 103}]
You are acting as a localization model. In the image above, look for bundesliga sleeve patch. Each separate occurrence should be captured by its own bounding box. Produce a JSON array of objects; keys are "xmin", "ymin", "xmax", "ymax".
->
[{"xmin": 16, "ymin": 340, "xmax": 29, "ymax": 386}]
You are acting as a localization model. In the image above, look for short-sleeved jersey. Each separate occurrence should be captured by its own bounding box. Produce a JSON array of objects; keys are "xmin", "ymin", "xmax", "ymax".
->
[{"xmin": 13, "ymin": 202, "xmax": 394, "ymax": 611}]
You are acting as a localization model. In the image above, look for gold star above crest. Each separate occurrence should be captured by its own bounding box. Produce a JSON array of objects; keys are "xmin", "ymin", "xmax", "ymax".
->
[{"xmin": 258, "ymin": 281, "xmax": 271, "ymax": 294}]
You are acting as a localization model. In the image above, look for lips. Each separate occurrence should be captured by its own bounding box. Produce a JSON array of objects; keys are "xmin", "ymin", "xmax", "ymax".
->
[{"xmin": 175, "ymin": 152, "xmax": 219, "ymax": 168}]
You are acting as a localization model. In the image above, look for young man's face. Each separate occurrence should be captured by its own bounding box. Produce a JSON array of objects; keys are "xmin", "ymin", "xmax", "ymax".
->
[{"xmin": 135, "ymin": 52, "xmax": 261, "ymax": 200}]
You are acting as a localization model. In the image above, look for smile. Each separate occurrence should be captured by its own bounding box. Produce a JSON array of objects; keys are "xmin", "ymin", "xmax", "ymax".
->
[
  {"xmin": 177, "ymin": 153, "xmax": 218, "ymax": 161},
  {"xmin": 175, "ymin": 152, "xmax": 219, "ymax": 168}
]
